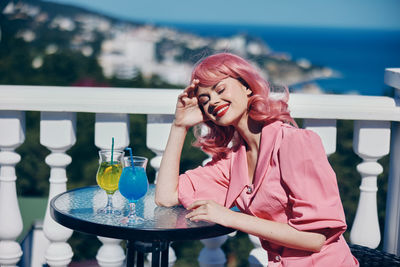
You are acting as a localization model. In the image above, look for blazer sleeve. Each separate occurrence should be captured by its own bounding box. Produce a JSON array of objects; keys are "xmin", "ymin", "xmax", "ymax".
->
[
  {"xmin": 279, "ymin": 128, "xmax": 347, "ymax": 243},
  {"xmin": 178, "ymin": 155, "xmax": 231, "ymax": 208}
]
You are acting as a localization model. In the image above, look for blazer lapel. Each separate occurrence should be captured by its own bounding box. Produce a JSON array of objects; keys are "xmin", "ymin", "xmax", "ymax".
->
[
  {"xmin": 252, "ymin": 121, "xmax": 284, "ymax": 197},
  {"xmin": 224, "ymin": 121, "xmax": 284, "ymax": 208},
  {"xmin": 225, "ymin": 144, "xmax": 248, "ymax": 208}
]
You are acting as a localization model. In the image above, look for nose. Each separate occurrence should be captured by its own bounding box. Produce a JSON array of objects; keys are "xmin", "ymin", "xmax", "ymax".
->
[
  {"xmin": 207, "ymin": 93, "xmax": 220, "ymax": 114},
  {"xmin": 209, "ymin": 91, "xmax": 221, "ymax": 105}
]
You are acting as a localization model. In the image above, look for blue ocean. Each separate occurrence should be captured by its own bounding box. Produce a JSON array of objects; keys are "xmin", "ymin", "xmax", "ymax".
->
[{"xmin": 163, "ymin": 23, "xmax": 400, "ymax": 96}]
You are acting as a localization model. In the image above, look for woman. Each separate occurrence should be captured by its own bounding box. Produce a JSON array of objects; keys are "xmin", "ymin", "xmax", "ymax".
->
[{"xmin": 155, "ymin": 53, "xmax": 358, "ymax": 266}]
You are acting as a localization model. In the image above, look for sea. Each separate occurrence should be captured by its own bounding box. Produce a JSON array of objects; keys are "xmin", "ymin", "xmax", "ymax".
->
[{"xmin": 161, "ymin": 23, "xmax": 400, "ymax": 96}]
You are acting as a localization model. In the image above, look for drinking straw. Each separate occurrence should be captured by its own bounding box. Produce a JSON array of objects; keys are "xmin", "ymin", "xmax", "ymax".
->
[
  {"xmin": 125, "ymin": 147, "xmax": 134, "ymax": 167},
  {"xmin": 111, "ymin": 137, "xmax": 114, "ymax": 165}
]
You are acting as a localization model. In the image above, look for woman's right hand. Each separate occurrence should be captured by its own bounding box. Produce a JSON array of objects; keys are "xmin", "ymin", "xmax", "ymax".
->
[{"xmin": 174, "ymin": 79, "xmax": 206, "ymax": 129}]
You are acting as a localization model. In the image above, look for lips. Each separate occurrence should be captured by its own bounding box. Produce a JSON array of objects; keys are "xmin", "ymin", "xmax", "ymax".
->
[{"xmin": 213, "ymin": 103, "xmax": 230, "ymax": 118}]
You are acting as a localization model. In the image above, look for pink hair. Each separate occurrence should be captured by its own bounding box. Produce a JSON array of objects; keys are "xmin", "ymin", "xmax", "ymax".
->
[{"xmin": 191, "ymin": 53, "xmax": 296, "ymax": 158}]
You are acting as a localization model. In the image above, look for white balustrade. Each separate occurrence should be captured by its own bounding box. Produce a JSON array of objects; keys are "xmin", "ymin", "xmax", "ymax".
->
[
  {"xmin": 94, "ymin": 113, "xmax": 130, "ymax": 267},
  {"xmin": 303, "ymin": 119, "xmax": 337, "ymax": 155},
  {"xmin": 96, "ymin": 237, "xmax": 126, "ymax": 267},
  {"xmin": 146, "ymin": 114, "xmax": 177, "ymax": 266},
  {"xmin": 146, "ymin": 114, "xmax": 175, "ymax": 182},
  {"xmin": 350, "ymin": 120, "xmax": 391, "ymax": 248},
  {"xmin": 95, "ymin": 113, "xmax": 130, "ymax": 150},
  {"xmin": 194, "ymin": 125, "xmax": 230, "ymax": 267},
  {"xmin": 40, "ymin": 111, "xmax": 76, "ymax": 266},
  {"xmin": 198, "ymin": 235, "xmax": 228, "ymax": 267},
  {"xmin": 0, "ymin": 111, "xmax": 25, "ymax": 267},
  {"xmin": 248, "ymin": 234, "xmax": 268, "ymax": 267},
  {"xmin": 0, "ymin": 72, "xmax": 400, "ymax": 265},
  {"xmin": 383, "ymin": 68, "xmax": 400, "ymax": 255}
]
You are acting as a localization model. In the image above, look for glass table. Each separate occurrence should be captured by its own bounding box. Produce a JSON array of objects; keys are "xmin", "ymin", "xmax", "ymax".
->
[{"xmin": 50, "ymin": 185, "xmax": 234, "ymax": 267}]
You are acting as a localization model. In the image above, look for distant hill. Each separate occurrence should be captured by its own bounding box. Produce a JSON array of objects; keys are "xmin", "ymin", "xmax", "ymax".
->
[{"xmin": 1, "ymin": 0, "xmax": 334, "ymax": 88}]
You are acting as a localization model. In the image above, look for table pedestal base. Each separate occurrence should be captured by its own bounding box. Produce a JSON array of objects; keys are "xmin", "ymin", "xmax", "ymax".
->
[{"xmin": 127, "ymin": 240, "xmax": 169, "ymax": 267}]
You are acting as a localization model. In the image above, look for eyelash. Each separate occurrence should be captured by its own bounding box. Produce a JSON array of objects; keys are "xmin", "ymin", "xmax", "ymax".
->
[
  {"xmin": 200, "ymin": 99, "xmax": 209, "ymax": 106},
  {"xmin": 199, "ymin": 88, "xmax": 225, "ymax": 106}
]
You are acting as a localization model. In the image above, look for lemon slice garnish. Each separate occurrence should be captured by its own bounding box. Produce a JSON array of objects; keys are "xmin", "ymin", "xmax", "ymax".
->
[{"xmin": 104, "ymin": 166, "xmax": 113, "ymax": 175}]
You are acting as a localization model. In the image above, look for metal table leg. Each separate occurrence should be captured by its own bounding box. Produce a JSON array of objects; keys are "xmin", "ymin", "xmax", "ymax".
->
[
  {"xmin": 132, "ymin": 240, "xmax": 170, "ymax": 267},
  {"xmin": 160, "ymin": 245, "xmax": 169, "ymax": 267},
  {"xmin": 137, "ymin": 251, "xmax": 145, "ymax": 267},
  {"xmin": 151, "ymin": 244, "xmax": 160, "ymax": 267},
  {"xmin": 126, "ymin": 241, "xmax": 136, "ymax": 267}
]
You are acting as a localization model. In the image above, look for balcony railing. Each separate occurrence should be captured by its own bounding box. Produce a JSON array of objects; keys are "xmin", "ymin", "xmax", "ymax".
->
[{"xmin": 0, "ymin": 68, "xmax": 399, "ymax": 267}]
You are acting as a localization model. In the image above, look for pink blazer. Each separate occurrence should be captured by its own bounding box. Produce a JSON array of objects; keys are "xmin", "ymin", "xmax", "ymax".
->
[{"xmin": 178, "ymin": 121, "xmax": 358, "ymax": 266}]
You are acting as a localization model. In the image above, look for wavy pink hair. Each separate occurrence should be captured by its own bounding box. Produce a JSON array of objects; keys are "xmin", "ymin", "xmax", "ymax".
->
[{"xmin": 191, "ymin": 53, "xmax": 296, "ymax": 158}]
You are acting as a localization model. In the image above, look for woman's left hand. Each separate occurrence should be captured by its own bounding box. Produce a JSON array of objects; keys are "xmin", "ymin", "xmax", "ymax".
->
[{"xmin": 185, "ymin": 200, "xmax": 233, "ymax": 226}]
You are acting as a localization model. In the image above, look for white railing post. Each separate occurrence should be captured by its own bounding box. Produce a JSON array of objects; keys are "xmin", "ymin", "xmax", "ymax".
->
[
  {"xmin": 40, "ymin": 111, "xmax": 76, "ymax": 266},
  {"xmin": 198, "ymin": 235, "xmax": 228, "ymax": 267},
  {"xmin": 303, "ymin": 119, "xmax": 337, "ymax": 156},
  {"xmin": 350, "ymin": 120, "xmax": 391, "ymax": 248},
  {"xmin": 146, "ymin": 114, "xmax": 177, "ymax": 266},
  {"xmin": 248, "ymin": 235, "xmax": 268, "ymax": 267},
  {"xmin": 383, "ymin": 68, "xmax": 400, "ymax": 255},
  {"xmin": 146, "ymin": 114, "xmax": 175, "ymax": 182},
  {"xmin": 94, "ymin": 113, "xmax": 129, "ymax": 267},
  {"xmin": 193, "ymin": 123, "xmax": 230, "ymax": 267},
  {"xmin": 0, "ymin": 111, "xmax": 25, "ymax": 267}
]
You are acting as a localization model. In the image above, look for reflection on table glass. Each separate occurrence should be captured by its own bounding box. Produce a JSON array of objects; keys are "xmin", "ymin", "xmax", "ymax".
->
[{"xmin": 53, "ymin": 185, "xmax": 214, "ymax": 229}]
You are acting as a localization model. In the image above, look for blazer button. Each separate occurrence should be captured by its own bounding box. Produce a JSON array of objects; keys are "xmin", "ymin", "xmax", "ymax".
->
[
  {"xmin": 275, "ymin": 255, "xmax": 281, "ymax": 261},
  {"xmin": 246, "ymin": 186, "xmax": 252, "ymax": 194}
]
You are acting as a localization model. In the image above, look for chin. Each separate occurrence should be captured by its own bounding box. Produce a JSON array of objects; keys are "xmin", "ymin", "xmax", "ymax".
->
[{"xmin": 214, "ymin": 117, "xmax": 234, "ymax": 127}]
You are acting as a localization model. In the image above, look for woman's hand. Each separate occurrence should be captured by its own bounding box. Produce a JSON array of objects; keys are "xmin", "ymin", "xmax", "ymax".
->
[
  {"xmin": 185, "ymin": 200, "xmax": 233, "ymax": 227},
  {"xmin": 174, "ymin": 79, "xmax": 206, "ymax": 129}
]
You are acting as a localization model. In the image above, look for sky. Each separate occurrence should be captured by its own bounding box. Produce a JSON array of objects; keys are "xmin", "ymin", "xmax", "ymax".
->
[{"xmin": 45, "ymin": 0, "xmax": 400, "ymax": 30}]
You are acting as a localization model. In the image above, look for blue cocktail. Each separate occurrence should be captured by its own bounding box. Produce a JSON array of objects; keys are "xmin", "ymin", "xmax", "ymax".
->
[{"xmin": 119, "ymin": 155, "xmax": 149, "ymax": 225}]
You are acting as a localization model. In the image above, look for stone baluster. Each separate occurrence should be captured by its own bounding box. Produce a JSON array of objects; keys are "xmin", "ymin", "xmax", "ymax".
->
[
  {"xmin": 147, "ymin": 117, "xmax": 228, "ymax": 266},
  {"xmin": 303, "ymin": 119, "xmax": 337, "ymax": 156},
  {"xmin": 248, "ymin": 235, "xmax": 268, "ymax": 267},
  {"xmin": 94, "ymin": 113, "xmax": 129, "ymax": 267},
  {"xmin": 198, "ymin": 235, "xmax": 228, "ymax": 267},
  {"xmin": 190, "ymin": 124, "xmax": 231, "ymax": 267},
  {"xmin": 96, "ymin": 237, "xmax": 126, "ymax": 267},
  {"xmin": 350, "ymin": 120, "xmax": 391, "ymax": 248},
  {"xmin": 146, "ymin": 114, "xmax": 177, "ymax": 266},
  {"xmin": 0, "ymin": 111, "xmax": 25, "ymax": 267},
  {"xmin": 40, "ymin": 112, "xmax": 76, "ymax": 266},
  {"xmin": 146, "ymin": 114, "xmax": 175, "ymax": 182},
  {"xmin": 383, "ymin": 68, "xmax": 400, "ymax": 255}
]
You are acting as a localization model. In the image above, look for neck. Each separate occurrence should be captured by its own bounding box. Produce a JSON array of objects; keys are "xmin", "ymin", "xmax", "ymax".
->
[{"xmin": 235, "ymin": 117, "xmax": 263, "ymax": 151}]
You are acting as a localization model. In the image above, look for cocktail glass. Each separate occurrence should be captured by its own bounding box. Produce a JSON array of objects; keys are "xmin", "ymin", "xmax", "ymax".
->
[
  {"xmin": 96, "ymin": 149, "xmax": 124, "ymax": 215},
  {"xmin": 119, "ymin": 156, "xmax": 149, "ymax": 225}
]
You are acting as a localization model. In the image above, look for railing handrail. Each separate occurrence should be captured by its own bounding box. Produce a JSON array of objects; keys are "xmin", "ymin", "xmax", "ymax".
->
[{"xmin": 0, "ymin": 85, "xmax": 399, "ymax": 121}]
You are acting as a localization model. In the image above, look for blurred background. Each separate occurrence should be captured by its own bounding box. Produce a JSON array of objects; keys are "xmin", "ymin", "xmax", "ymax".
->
[{"xmin": 1, "ymin": 0, "xmax": 399, "ymax": 266}]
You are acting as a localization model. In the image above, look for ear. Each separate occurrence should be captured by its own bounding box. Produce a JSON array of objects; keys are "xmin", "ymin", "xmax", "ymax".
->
[{"xmin": 245, "ymin": 87, "xmax": 253, "ymax": 96}]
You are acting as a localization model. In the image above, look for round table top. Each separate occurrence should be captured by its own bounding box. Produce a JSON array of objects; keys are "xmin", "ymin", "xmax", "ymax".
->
[{"xmin": 50, "ymin": 185, "xmax": 234, "ymax": 242}]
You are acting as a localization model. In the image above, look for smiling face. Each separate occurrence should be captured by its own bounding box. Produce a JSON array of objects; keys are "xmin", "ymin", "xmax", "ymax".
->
[{"xmin": 196, "ymin": 77, "xmax": 251, "ymax": 127}]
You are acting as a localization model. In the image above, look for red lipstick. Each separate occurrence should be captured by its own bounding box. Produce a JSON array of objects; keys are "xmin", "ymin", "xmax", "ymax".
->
[{"xmin": 213, "ymin": 104, "xmax": 230, "ymax": 118}]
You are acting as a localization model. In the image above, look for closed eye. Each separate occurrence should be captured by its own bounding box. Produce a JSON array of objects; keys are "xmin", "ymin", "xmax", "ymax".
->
[
  {"xmin": 198, "ymin": 96, "xmax": 209, "ymax": 106},
  {"xmin": 216, "ymin": 88, "xmax": 225, "ymax": 94}
]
